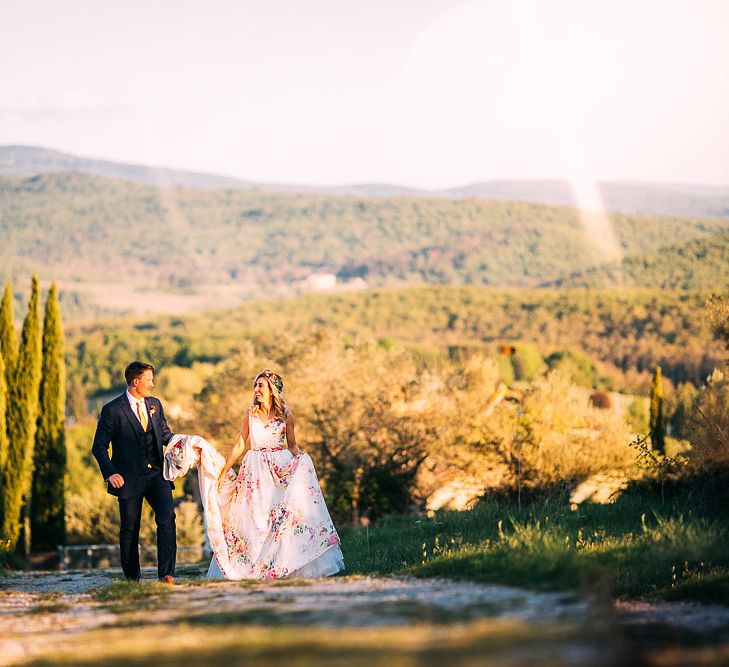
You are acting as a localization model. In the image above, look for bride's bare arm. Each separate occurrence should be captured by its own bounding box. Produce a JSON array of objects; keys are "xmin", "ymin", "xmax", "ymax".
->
[
  {"xmin": 285, "ymin": 408, "xmax": 303, "ymax": 457},
  {"xmin": 217, "ymin": 407, "xmax": 251, "ymax": 489}
]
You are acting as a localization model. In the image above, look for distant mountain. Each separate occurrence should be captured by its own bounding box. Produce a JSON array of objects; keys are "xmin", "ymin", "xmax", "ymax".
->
[
  {"xmin": 0, "ymin": 145, "xmax": 425, "ymax": 195},
  {"xmin": 0, "ymin": 145, "xmax": 256, "ymax": 189},
  {"xmin": 336, "ymin": 178, "xmax": 729, "ymax": 218},
  {"xmin": 2, "ymin": 145, "xmax": 728, "ymax": 218},
  {"xmin": 325, "ymin": 182, "xmax": 429, "ymax": 197},
  {"xmin": 446, "ymin": 181, "xmax": 729, "ymax": 219},
  {"xmin": 334, "ymin": 180, "xmax": 729, "ymax": 219}
]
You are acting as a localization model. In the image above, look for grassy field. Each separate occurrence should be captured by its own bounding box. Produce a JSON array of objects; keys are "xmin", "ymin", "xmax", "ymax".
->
[{"xmin": 339, "ymin": 488, "xmax": 729, "ymax": 605}]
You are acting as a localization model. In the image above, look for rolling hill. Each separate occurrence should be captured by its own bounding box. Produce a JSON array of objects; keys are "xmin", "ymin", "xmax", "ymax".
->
[
  {"xmin": 2, "ymin": 172, "xmax": 728, "ymax": 295},
  {"xmin": 2, "ymin": 145, "xmax": 728, "ymax": 217}
]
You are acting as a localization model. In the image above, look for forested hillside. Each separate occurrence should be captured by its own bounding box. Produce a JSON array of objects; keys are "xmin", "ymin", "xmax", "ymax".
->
[
  {"xmin": 2, "ymin": 173, "xmax": 728, "ymax": 312},
  {"xmin": 552, "ymin": 232, "xmax": 729, "ymax": 289}
]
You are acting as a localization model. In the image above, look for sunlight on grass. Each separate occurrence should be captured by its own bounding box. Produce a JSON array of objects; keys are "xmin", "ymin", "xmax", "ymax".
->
[
  {"xmin": 339, "ymin": 494, "xmax": 729, "ymax": 603},
  {"xmin": 92, "ymin": 581, "xmax": 170, "ymax": 601},
  {"xmin": 91, "ymin": 581, "xmax": 172, "ymax": 612}
]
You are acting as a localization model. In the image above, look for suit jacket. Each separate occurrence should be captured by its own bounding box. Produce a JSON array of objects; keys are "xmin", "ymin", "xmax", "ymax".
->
[{"xmin": 91, "ymin": 393, "xmax": 175, "ymax": 499}]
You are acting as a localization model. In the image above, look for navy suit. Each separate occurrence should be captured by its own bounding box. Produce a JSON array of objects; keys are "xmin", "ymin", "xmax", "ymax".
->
[{"xmin": 92, "ymin": 393, "xmax": 176, "ymax": 580}]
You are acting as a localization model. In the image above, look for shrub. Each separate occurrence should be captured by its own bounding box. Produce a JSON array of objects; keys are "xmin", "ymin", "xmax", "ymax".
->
[
  {"xmin": 626, "ymin": 397, "xmax": 648, "ymax": 431},
  {"xmin": 465, "ymin": 371, "xmax": 636, "ymax": 495},
  {"xmin": 65, "ymin": 490, "xmax": 119, "ymax": 544},
  {"xmin": 545, "ymin": 348, "xmax": 601, "ymax": 389},
  {"xmin": 691, "ymin": 368, "xmax": 729, "ymax": 468},
  {"xmin": 510, "ymin": 343, "xmax": 546, "ymax": 381},
  {"xmin": 171, "ymin": 500, "xmax": 205, "ymax": 548},
  {"xmin": 667, "ymin": 382, "xmax": 699, "ymax": 440},
  {"xmin": 291, "ymin": 334, "xmax": 452, "ymax": 523},
  {"xmin": 707, "ymin": 295, "xmax": 729, "ymax": 348}
]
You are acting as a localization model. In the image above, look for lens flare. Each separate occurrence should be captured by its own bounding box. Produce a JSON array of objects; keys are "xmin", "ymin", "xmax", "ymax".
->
[{"xmin": 569, "ymin": 179, "xmax": 623, "ymax": 266}]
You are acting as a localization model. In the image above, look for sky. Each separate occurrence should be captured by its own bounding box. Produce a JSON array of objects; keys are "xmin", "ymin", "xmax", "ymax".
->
[{"xmin": 1, "ymin": 0, "xmax": 728, "ymax": 189}]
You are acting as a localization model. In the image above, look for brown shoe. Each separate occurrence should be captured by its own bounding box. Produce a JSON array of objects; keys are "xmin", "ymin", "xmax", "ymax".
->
[{"xmin": 159, "ymin": 575, "xmax": 175, "ymax": 585}]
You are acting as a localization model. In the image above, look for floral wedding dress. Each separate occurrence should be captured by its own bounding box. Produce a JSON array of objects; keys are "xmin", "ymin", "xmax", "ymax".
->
[{"xmin": 164, "ymin": 414, "xmax": 344, "ymax": 579}]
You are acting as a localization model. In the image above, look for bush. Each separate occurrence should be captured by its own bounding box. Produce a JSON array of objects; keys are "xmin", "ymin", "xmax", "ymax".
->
[
  {"xmin": 707, "ymin": 295, "xmax": 729, "ymax": 349},
  {"xmin": 154, "ymin": 364, "xmax": 214, "ymax": 407},
  {"xmin": 291, "ymin": 334, "xmax": 453, "ymax": 523},
  {"xmin": 510, "ymin": 343, "xmax": 546, "ymax": 381},
  {"xmin": 626, "ymin": 397, "xmax": 648, "ymax": 431},
  {"xmin": 66, "ymin": 493, "xmax": 204, "ymax": 548},
  {"xmin": 545, "ymin": 349, "xmax": 601, "ymax": 389},
  {"xmin": 464, "ymin": 371, "xmax": 636, "ymax": 495},
  {"xmin": 667, "ymin": 382, "xmax": 699, "ymax": 440},
  {"xmin": 691, "ymin": 367, "xmax": 729, "ymax": 468},
  {"xmin": 172, "ymin": 500, "xmax": 205, "ymax": 548},
  {"xmin": 65, "ymin": 490, "xmax": 120, "ymax": 544}
]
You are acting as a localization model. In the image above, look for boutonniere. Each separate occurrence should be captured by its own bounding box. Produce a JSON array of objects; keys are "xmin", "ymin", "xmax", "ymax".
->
[{"xmin": 149, "ymin": 406, "xmax": 157, "ymax": 416}]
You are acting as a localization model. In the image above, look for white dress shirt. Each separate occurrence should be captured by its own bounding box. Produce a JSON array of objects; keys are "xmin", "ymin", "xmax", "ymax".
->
[{"xmin": 126, "ymin": 389, "xmax": 149, "ymax": 426}]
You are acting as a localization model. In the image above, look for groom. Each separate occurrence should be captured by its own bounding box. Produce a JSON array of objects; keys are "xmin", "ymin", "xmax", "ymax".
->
[{"xmin": 92, "ymin": 361, "xmax": 177, "ymax": 583}]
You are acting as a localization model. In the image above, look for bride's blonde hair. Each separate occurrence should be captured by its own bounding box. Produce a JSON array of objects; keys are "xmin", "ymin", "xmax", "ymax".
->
[{"xmin": 251, "ymin": 370, "xmax": 287, "ymax": 422}]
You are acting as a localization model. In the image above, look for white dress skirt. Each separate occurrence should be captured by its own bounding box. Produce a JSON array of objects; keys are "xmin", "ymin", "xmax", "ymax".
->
[{"xmin": 163, "ymin": 416, "xmax": 344, "ymax": 580}]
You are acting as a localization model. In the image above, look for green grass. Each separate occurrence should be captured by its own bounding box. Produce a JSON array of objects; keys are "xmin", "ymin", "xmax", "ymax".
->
[
  {"xmin": 339, "ymin": 493, "xmax": 729, "ymax": 604},
  {"xmin": 91, "ymin": 580, "xmax": 172, "ymax": 612},
  {"xmin": 92, "ymin": 581, "xmax": 167, "ymax": 601}
]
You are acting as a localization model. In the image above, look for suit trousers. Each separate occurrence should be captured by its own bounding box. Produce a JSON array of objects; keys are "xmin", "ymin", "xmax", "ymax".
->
[{"xmin": 118, "ymin": 468, "xmax": 176, "ymax": 580}]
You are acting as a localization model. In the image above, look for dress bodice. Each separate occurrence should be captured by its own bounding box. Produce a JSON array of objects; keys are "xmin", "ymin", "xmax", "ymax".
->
[{"xmin": 249, "ymin": 413, "xmax": 286, "ymax": 451}]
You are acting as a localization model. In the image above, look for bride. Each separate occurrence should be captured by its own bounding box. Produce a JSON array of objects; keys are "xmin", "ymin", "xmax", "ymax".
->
[{"xmin": 164, "ymin": 370, "xmax": 344, "ymax": 580}]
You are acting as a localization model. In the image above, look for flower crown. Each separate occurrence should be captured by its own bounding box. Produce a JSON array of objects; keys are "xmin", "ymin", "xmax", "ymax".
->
[{"xmin": 257, "ymin": 369, "xmax": 284, "ymax": 393}]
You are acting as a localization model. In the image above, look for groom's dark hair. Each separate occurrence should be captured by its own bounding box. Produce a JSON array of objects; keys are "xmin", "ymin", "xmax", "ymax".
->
[{"xmin": 125, "ymin": 361, "xmax": 155, "ymax": 386}]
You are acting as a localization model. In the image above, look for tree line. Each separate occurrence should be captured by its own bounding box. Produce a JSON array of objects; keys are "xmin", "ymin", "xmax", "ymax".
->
[
  {"xmin": 0, "ymin": 277, "xmax": 66, "ymax": 554},
  {"xmin": 64, "ymin": 286, "xmax": 724, "ymax": 403}
]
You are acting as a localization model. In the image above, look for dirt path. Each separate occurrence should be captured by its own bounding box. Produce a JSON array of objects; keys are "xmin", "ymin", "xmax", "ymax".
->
[{"xmin": 1, "ymin": 568, "xmax": 728, "ymax": 666}]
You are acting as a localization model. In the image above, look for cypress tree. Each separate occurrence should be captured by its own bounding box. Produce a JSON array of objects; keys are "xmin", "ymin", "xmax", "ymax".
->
[
  {"xmin": 0, "ymin": 352, "xmax": 7, "ymax": 476},
  {"xmin": 2, "ymin": 277, "xmax": 42, "ymax": 548},
  {"xmin": 31, "ymin": 284, "xmax": 66, "ymax": 550},
  {"xmin": 649, "ymin": 366, "xmax": 666, "ymax": 454},
  {"xmin": 0, "ymin": 283, "xmax": 17, "ymax": 393}
]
